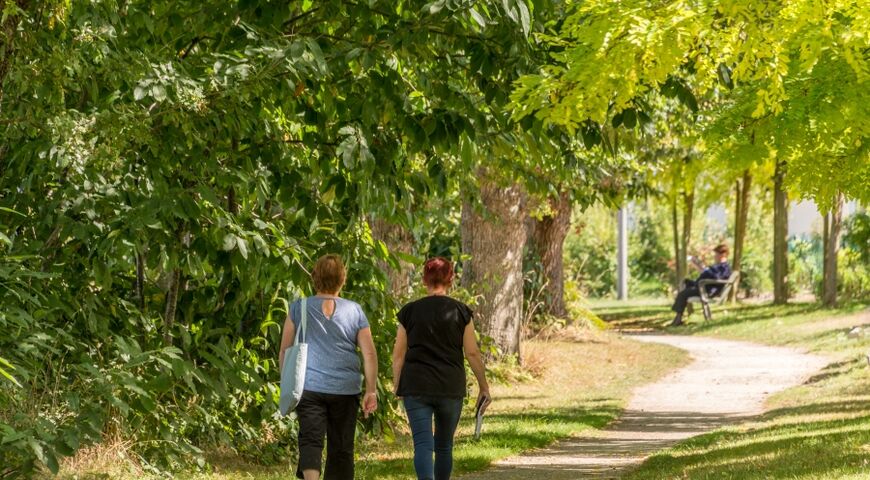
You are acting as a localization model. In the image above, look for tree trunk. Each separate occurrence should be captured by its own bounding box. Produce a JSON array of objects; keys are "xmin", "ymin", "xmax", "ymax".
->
[
  {"xmin": 0, "ymin": 2, "xmax": 28, "ymax": 110},
  {"xmin": 822, "ymin": 193, "xmax": 844, "ymax": 307},
  {"xmin": 163, "ymin": 268, "xmax": 181, "ymax": 346},
  {"xmin": 227, "ymin": 186, "xmax": 239, "ymax": 215},
  {"xmin": 671, "ymin": 192, "xmax": 682, "ymax": 291},
  {"xmin": 773, "ymin": 160, "xmax": 789, "ymax": 305},
  {"xmin": 531, "ymin": 191, "xmax": 572, "ymax": 318},
  {"xmin": 730, "ymin": 169, "xmax": 752, "ymax": 301},
  {"xmin": 461, "ymin": 173, "xmax": 526, "ymax": 359},
  {"xmin": 136, "ymin": 251, "xmax": 146, "ymax": 310},
  {"xmin": 680, "ymin": 187, "xmax": 695, "ymax": 286},
  {"xmin": 370, "ymin": 218, "xmax": 416, "ymax": 297}
]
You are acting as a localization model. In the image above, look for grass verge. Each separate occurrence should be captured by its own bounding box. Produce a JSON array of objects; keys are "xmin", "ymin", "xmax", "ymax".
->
[
  {"xmin": 65, "ymin": 329, "xmax": 686, "ymax": 480},
  {"xmin": 596, "ymin": 299, "xmax": 870, "ymax": 479}
]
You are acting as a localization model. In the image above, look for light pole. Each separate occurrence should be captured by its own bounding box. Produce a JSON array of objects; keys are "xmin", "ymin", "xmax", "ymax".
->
[{"xmin": 617, "ymin": 206, "xmax": 628, "ymax": 300}]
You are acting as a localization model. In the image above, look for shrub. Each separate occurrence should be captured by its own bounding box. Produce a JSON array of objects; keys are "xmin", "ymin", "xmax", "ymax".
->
[
  {"xmin": 564, "ymin": 207, "xmax": 616, "ymax": 298},
  {"xmin": 837, "ymin": 248, "xmax": 870, "ymax": 300},
  {"xmin": 843, "ymin": 212, "xmax": 870, "ymax": 263},
  {"xmin": 629, "ymin": 212, "xmax": 671, "ymax": 285}
]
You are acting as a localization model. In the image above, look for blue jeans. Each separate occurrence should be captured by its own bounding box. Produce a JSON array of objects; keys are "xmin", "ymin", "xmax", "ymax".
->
[{"xmin": 403, "ymin": 396, "xmax": 464, "ymax": 480}]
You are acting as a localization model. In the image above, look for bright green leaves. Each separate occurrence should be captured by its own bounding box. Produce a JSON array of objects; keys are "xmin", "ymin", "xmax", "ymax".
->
[
  {"xmin": 0, "ymin": 357, "xmax": 22, "ymax": 388},
  {"xmin": 513, "ymin": 0, "xmax": 870, "ymax": 205}
]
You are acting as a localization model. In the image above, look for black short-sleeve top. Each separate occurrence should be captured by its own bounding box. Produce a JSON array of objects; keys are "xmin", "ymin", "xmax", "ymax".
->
[{"xmin": 396, "ymin": 295, "xmax": 473, "ymax": 398}]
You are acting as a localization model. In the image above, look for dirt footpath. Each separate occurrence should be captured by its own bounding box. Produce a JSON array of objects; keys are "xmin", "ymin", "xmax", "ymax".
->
[{"xmin": 459, "ymin": 335, "xmax": 829, "ymax": 480}]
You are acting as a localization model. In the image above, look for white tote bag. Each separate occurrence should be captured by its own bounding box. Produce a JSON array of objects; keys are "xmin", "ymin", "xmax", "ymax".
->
[{"xmin": 279, "ymin": 297, "xmax": 308, "ymax": 415}]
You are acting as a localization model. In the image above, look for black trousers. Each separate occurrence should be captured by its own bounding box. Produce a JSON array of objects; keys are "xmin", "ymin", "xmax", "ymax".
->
[
  {"xmin": 295, "ymin": 390, "xmax": 360, "ymax": 480},
  {"xmin": 672, "ymin": 279, "xmax": 700, "ymax": 314}
]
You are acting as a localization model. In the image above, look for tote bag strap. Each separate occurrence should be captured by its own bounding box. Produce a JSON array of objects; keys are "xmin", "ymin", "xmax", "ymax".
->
[{"xmin": 294, "ymin": 297, "xmax": 308, "ymax": 344}]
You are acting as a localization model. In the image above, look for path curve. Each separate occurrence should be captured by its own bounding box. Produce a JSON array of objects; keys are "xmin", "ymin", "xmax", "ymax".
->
[{"xmin": 459, "ymin": 334, "xmax": 829, "ymax": 480}]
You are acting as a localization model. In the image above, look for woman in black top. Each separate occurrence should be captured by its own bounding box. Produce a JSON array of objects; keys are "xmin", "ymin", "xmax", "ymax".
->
[{"xmin": 392, "ymin": 257, "xmax": 490, "ymax": 480}]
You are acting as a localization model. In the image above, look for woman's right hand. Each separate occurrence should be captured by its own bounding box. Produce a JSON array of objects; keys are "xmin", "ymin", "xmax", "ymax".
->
[
  {"xmin": 476, "ymin": 388, "xmax": 491, "ymax": 415},
  {"xmin": 362, "ymin": 391, "xmax": 378, "ymax": 418}
]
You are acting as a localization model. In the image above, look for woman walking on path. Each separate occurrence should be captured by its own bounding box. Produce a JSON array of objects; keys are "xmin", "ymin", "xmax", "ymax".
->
[
  {"xmin": 279, "ymin": 254, "xmax": 379, "ymax": 480},
  {"xmin": 392, "ymin": 257, "xmax": 491, "ymax": 480}
]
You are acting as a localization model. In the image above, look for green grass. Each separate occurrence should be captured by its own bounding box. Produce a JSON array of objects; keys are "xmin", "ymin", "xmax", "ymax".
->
[
  {"xmin": 169, "ymin": 332, "xmax": 688, "ymax": 480},
  {"xmin": 595, "ymin": 299, "xmax": 870, "ymax": 479}
]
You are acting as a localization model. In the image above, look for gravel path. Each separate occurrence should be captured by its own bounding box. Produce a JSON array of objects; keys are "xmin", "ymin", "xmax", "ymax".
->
[{"xmin": 459, "ymin": 334, "xmax": 829, "ymax": 480}]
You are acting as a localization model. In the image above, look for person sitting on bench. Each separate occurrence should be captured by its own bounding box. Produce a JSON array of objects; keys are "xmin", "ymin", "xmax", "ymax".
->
[{"xmin": 671, "ymin": 243, "xmax": 731, "ymax": 327}]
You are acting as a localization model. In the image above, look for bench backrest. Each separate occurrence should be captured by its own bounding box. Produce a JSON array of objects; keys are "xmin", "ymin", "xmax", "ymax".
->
[{"xmin": 713, "ymin": 271, "xmax": 741, "ymax": 302}]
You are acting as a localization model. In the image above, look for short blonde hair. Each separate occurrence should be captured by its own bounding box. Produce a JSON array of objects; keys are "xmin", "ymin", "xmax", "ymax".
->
[{"xmin": 312, "ymin": 254, "xmax": 346, "ymax": 293}]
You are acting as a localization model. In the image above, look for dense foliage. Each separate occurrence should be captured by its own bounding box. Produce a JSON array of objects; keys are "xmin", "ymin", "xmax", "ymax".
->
[{"xmin": 0, "ymin": 0, "xmax": 561, "ymax": 476}]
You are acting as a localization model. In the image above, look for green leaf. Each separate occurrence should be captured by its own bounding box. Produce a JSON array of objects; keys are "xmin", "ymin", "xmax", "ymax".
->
[
  {"xmin": 717, "ymin": 63, "xmax": 734, "ymax": 90},
  {"xmin": 516, "ymin": 1, "xmax": 531, "ymax": 37},
  {"xmin": 425, "ymin": 1, "xmax": 445, "ymax": 14},
  {"xmin": 151, "ymin": 85, "xmax": 167, "ymax": 102},
  {"xmin": 28, "ymin": 439, "xmax": 46, "ymax": 464},
  {"xmin": 322, "ymin": 186, "xmax": 336, "ymax": 204},
  {"xmin": 45, "ymin": 449, "xmax": 59, "ymax": 474},
  {"xmin": 0, "ymin": 357, "xmax": 22, "ymax": 388},
  {"xmin": 0, "ymin": 207, "xmax": 25, "ymax": 216},
  {"xmin": 470, "ymin": 8, "xmax": 487, "ymax": 28},
  {"xmin": 222, "ymin": 233, "xmax": 237, "ymax": 251},
  {"xmin": 622, "ymin": 109, "xmax": 637, "ymax": 129},
  {"xmin": 237, "ymin": 237, "xmax": 249, "ymax": 259}
]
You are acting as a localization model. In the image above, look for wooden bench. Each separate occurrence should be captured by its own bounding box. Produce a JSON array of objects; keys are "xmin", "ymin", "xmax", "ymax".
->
[{"xmin": 687, "ymin": 271, "xmax": 741, "ymax": 321}]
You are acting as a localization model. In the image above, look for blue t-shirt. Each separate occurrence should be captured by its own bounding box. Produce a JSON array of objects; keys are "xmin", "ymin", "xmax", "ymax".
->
[{"xmin": 290, "ymin": 296, "xmax": 370, "ymax": 395}]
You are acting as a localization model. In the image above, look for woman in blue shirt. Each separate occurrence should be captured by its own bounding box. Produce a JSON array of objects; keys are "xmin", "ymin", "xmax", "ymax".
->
[{"xmin": 279, "ymin": 254, "xmax": 379, "ymax": 480}]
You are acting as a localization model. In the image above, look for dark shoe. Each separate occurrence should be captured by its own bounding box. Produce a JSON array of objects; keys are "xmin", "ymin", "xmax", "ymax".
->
[{"xmin": 670, "ymin": 313, "xmax": 683, "ymax": 327}]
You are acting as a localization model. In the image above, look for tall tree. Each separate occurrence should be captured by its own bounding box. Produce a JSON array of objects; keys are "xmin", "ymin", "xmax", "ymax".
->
[
  {"xmin": 772, "ymin": 160, "xmax": 790, "ymax": 305},
  {"xmin": 822, "ymin": 193, "xmax": 845, "ymax": 307},
  {"xmin": 730, "ymin": 168, "xmax": 752, "ymax": 300},
  {"xmin": 531, "ymin": 190, "xmax": 572, "ymax": 318},
  {"xmin": 461, "ymin": 171, "xmax": 527, "ymax": 357}
]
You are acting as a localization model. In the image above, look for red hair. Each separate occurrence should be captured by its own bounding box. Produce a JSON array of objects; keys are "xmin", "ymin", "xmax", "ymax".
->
[{"xmin": 423, "ymin": 257, "xmax": 454, "ymax": 287}]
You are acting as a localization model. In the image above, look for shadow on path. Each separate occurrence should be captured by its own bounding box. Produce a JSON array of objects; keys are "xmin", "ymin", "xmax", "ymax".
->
[{"xmin": 459, "ymin": 335, "xmax": 828, "ymax": 480}]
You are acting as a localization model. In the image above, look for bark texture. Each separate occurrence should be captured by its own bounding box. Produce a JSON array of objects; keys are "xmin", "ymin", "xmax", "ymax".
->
[
  {"xmin": 0, "ymin": 2, "xmax": 30, "ymax": 169},
  {"xmin": 773, "ymin": 160, "xmax": 789, "ymax": 305},
  {"xmin": 370, "ymin": 218, "xmax": 416, "ymax": 297},
  {"xmin": 671, "ymin": 193, "xmax": 682, "ymax": 291},
  {"xmin": 679, "ymin": 187, "xmax": 695, "ymax": 286},
  {"xmin": 461, "ymin": 175, "xmax": 526, "ymax": 358},
  {"xmin": 822, "ymin": 193, "xmax": 844, "ymax": 307},
  {"xmin": 163, "ymin": 268, "xmax": 182, "ymax": 346},
  {"xmin": 135, "ymin": 251, "xmax": 146, "ymax": 310},
  {"xmin": 531, "ymin": 191, "xmax": 572, "ymax": 319},
  {"xmin": 730, "ymin": 169, "xmax": 752, "ymax": 301}
]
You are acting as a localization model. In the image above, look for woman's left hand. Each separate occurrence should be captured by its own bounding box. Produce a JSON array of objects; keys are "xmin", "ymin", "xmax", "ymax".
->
[{"xmin": 362, "ymin": 391, "xmax": 378, "ymax": 418}]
